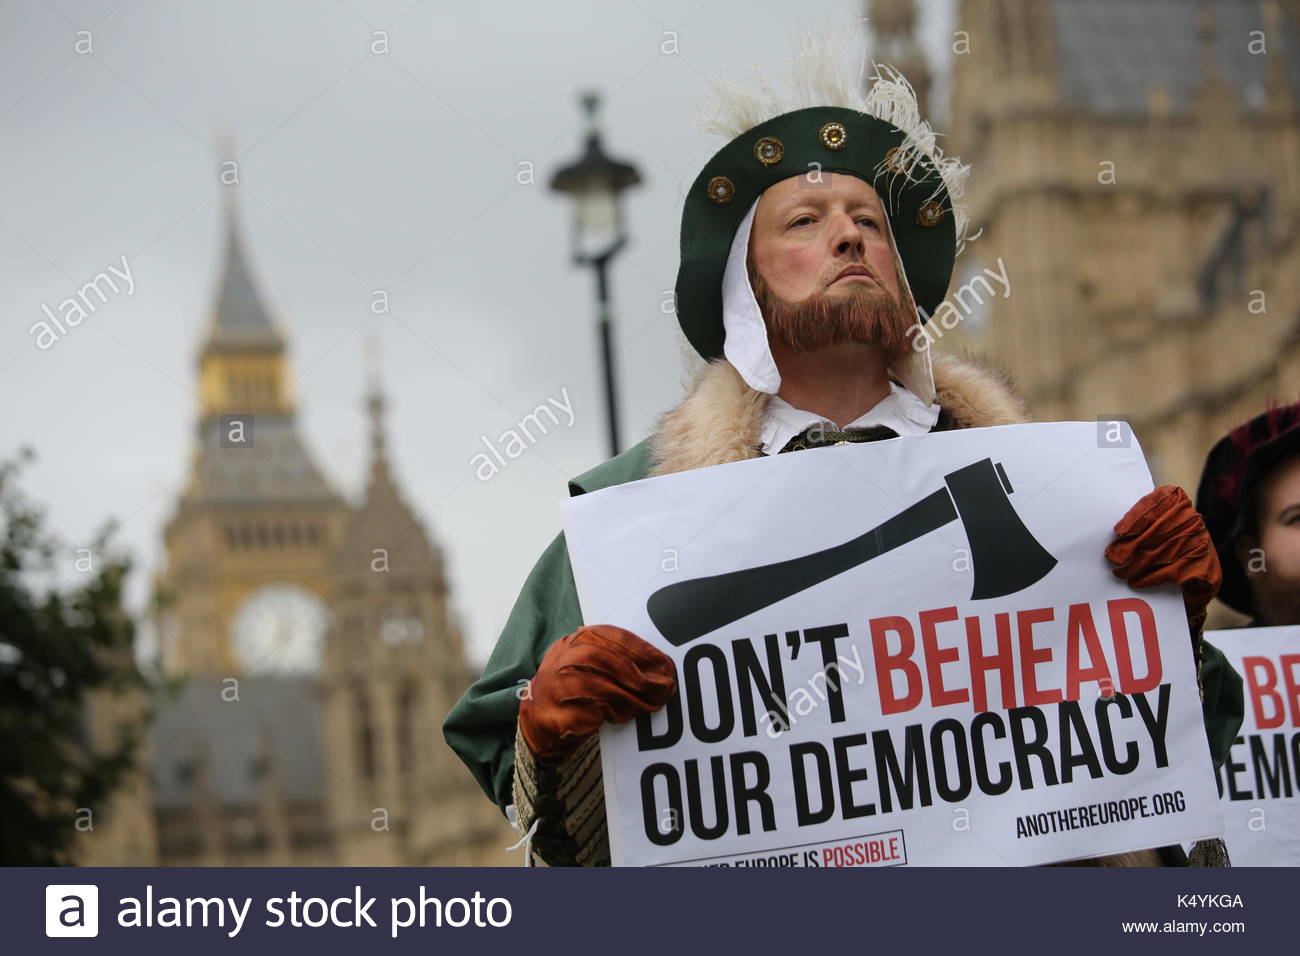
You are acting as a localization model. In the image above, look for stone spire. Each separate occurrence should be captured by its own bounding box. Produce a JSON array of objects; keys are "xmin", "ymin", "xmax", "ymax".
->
[
  {"xmin": 1194, "ymin": 0, "xmax": 1236, "ymax": 113},
  {"xmin": 1261, "ymin": 0, "xmax": 1296, "ymax": 112},
  {"xmin": 182, "ymin": 185, "xmax": 336, "ymax": 505},
  {"xmin": 364, "ymin": 337, "xmax": 395, "ymax": 498},
  {"xmin": 207, "ymin": 189, "xmax": 283, "ymax": 352},
  {"xmin": 325, "ymin": 360, "xmax": 451, "ymax": 677},
  {"xmin": 336, "ymin": 352, "xmax": 439, "ymax": 582}
]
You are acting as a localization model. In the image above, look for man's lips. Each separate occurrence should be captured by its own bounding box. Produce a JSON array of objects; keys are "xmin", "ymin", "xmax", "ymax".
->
[{"xmin": 830, "ymin": 266, "xmax": 877, "ymax": 286}]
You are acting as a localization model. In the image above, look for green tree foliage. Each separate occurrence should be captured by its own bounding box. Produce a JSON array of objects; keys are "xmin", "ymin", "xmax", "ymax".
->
[{"xmin": 0, "ymin": 452, "xmax": 146, "ymax": 865}]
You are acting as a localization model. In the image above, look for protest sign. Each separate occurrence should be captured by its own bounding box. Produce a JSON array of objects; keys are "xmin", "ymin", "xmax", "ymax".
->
[
  {"xmin": 1208, "ymin": 625, "xmax": 1300, "ymax": 866},
  {"xmin": 561, "ymin": 421, "xmax": 1224, "ymax": 866}
]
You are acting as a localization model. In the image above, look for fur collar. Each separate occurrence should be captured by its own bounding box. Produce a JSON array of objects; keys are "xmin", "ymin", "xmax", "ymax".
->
[{"xmin": 649, "ymin": 353, "xmax": 1029, "ymax": 477}]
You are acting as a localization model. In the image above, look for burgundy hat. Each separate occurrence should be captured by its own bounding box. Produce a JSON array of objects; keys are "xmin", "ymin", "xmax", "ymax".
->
[{"xmin": 1194, "ymin": 401, "xmax": 1300, "ymax": 616}]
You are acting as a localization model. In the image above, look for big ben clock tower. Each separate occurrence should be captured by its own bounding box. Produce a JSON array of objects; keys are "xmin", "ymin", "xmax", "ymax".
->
[
  {"xmin": 135, "ymin": 191, "xmax": 510, "ymax": 867},
  {"xmin": 157, "ymin": 197, "xmax": 346, "ymax": 677}
]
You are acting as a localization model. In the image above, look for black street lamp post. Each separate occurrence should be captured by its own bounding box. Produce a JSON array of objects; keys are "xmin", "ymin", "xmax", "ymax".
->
[{"xmin": 550, "ymin": 92, "xmax": 642, "ymax": 459}]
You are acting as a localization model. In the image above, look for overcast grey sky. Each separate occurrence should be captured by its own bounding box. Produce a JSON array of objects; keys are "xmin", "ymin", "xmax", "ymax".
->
[{"xmin": 0, "ymin": 0, "xmax": 956, "ymax": 666}]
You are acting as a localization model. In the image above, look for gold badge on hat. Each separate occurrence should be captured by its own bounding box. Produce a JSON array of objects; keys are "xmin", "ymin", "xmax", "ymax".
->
[
  {"xmin": 882, "ymin": 146, "xmax": 911, "ymax": 175},
  {"xmin": 707, "ymin": 176, "xmax": 736, "ymax": 204},
  {"xmin": 916, "ymin": 199, "xmax": 945, "ymax": 226},
  {"xmin": 754, "ymin": 136, "xmax": 784, "ymax": 166},
  {"xmin": 819, "ymin": 121, "xmax": 847, "ymax": 150}
]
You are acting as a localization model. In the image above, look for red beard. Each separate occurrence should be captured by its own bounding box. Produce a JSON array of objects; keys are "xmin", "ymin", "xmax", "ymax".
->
[{"xmin": 749, "ymin": 256, "xmax": 917, "ymax": 358}]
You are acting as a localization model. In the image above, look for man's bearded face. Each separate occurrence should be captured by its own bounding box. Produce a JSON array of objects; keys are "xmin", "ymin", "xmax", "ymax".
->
[
  {"xmin": 746, "ymin": 172, "xmax": 916, "ymax": 356},
  {"xmin": 1241, "ymin": 455, "xmax": 1300, "ymax": 625}
]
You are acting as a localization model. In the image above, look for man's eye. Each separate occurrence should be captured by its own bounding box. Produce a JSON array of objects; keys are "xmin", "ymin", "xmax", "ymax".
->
[{"xmin": 857, "ymin": 217, "xmax": 879, "ymax": 229}]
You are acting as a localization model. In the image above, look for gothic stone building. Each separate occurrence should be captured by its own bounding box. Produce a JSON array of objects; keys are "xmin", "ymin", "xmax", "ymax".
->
[
  {"xmin": 85, "ymin": 201, "xmax": 510, "ymax": 865},
  {"xmin": 936, "ymin": 0, "xmax": 1300, "ymax": 626}
]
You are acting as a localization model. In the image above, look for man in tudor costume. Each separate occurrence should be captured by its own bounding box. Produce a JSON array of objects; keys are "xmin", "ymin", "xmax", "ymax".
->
[
  {"xmin": 445, "ymin": 42, "xmax": 1242, "ymax": 866},
  {"xmin": 1197, "ymin": 402, "xmax": 1300, "ymax": 629}
]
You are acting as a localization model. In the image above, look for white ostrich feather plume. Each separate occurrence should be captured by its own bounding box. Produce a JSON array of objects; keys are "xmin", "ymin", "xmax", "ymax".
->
[{"xmin": 696, "ymin": 31, "xmax": 974, "ymax": 253}]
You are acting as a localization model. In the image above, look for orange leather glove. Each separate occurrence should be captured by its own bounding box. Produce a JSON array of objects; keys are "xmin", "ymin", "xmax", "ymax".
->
[
  {"xmin": 519, "ymin": 624, "xmax": 677, "ymax": 759},
  {"xmin": 1104, "ymin": 485, "xmax": 1222, "ymax": 618}
]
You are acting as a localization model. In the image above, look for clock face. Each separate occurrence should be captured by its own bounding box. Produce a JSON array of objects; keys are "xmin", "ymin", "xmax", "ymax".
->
[{"xmin": 231, "ymin": 584, "xmax": 328, "ymax": 674}]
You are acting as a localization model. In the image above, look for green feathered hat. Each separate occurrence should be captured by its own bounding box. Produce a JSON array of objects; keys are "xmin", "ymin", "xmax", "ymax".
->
[{"xmin": 674, "ymin": 62, "xmax": 971, "ymax": 365}]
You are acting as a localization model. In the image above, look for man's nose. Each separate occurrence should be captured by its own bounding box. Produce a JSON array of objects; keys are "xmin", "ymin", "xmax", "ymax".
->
[{"xmin": 830, "ymin": 211, "xmax": 866, "ymax": 257}]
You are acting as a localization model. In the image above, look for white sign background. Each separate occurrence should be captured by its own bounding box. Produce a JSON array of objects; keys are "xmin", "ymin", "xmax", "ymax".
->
[
  {"xmin": 1208, "ymin": 625, "xmax": 1300, "ymax": 866},
  {"xmin": 562, "ymin": 422, "xmax": 1224, "ymax": 866}
]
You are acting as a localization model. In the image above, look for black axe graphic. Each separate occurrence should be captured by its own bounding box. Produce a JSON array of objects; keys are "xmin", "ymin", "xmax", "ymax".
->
[{"xmin": 646, "ymin": 457, "xmax": 1057, "ymax": 647}]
